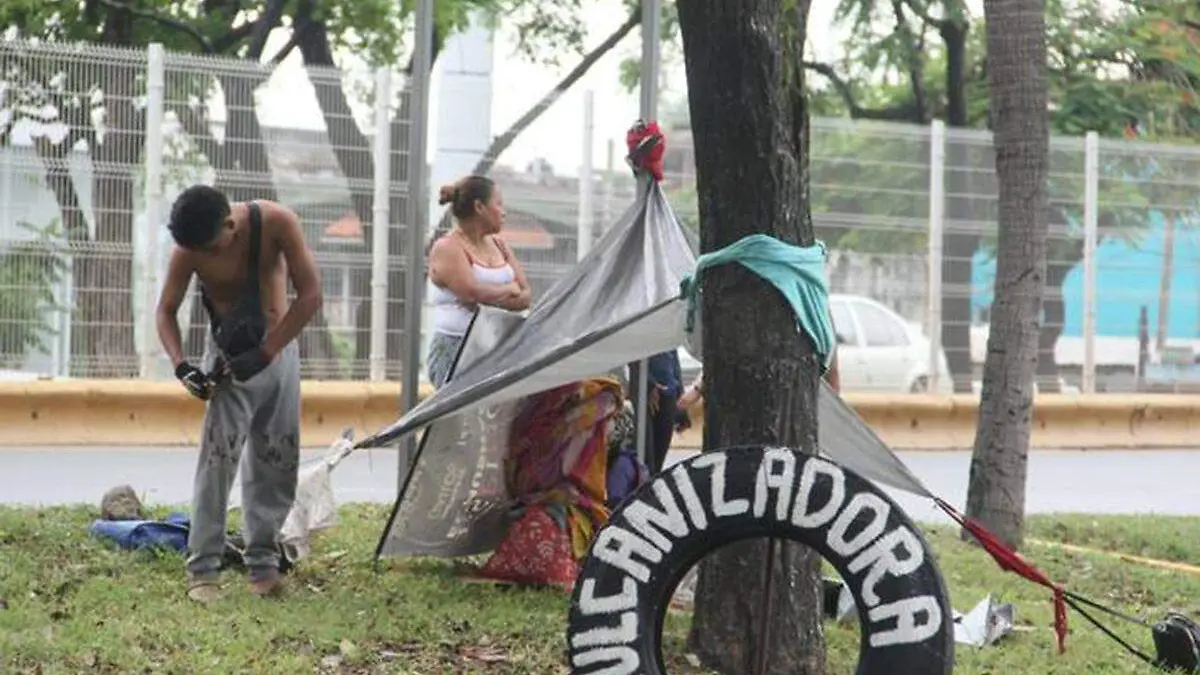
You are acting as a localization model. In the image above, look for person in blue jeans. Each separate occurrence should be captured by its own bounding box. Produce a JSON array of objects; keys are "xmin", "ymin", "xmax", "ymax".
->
[{"xmin": 628, "ymin": 350, "xmax": 683, "ymax": 474}]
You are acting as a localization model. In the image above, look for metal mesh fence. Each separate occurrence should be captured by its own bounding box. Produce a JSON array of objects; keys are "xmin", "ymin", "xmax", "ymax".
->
[
  {"xmin": 0, "ymin": 40, "xmax": 148, "ymax": 379},
  {"xmin": 1096, "ymin": 138, "xmax": 1200, "ymax": 392},
  {"xmin": 158, "ymin": 51, "xmax": 414, "ymax": 381},
  {"xmin": 3, "ymin": 36, "xmax": 1200, "ymax": 393}
]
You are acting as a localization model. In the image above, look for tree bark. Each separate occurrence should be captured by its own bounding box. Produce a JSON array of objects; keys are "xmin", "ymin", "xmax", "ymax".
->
[
  {"xmin": 964, "ymin": 0, "xmax": 1050, "ymax": 551},
  {"xmin": 1156, "ymin": 212, "xmax": 1175, "ymax": 352},
  {"xmin": 677, "ymin": 1, "xmax": 825, "ymax": 674},
  {"xmin": 67, "ymin": 11, "xmax": 141, "ymax": 378},
  {"xmin": 1038, "ymin": 239, "xmax": 1079, "ymax": 393},
  {"xmin": 296, "ymin": 10, "xmax": 444, "ymax": 378},
  {"xmin": 939, "ymin": 17, "xmax": 979, "ymax": 394},
  {"xmin": 82, "ymin": 58, "xmax": 141, "ymax": 378}
]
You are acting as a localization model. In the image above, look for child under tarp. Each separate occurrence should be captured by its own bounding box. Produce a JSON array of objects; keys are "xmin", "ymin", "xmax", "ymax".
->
[{"xmin": 475, "ymin": 376, "xmax": 627, "ymax": 588}]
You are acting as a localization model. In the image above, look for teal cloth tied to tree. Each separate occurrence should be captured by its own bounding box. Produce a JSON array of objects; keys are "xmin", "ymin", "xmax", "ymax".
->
[{"xmin": 680, "ymin": 234, "xmax": 836, "ymax": 372}]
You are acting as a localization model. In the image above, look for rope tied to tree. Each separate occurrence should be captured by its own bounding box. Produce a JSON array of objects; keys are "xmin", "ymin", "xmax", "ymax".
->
[{"xmin": 679, "ymin": 233, "xmax": 836, "ymax": 373}]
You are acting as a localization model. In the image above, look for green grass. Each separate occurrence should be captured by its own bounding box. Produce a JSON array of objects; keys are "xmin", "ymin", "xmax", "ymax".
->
[{"xmin": 1, "ymin": 504, "xmax": 1197, "ymax": 674}]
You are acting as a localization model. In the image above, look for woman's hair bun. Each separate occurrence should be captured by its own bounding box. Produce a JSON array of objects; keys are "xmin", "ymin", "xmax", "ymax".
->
[{"xmin": 437, "ymin": 183, "xmax": 458, "ymax": 205}]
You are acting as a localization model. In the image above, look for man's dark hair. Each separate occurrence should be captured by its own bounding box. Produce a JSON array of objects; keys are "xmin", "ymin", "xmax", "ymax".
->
[{"xmin": 169, "ymin": 184, "xmax": 231, "ymax": 249}]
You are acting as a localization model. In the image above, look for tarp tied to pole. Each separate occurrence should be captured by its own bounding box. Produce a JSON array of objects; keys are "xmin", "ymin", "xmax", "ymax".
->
[
  {"xmin": 367, "ymin": 180, "xmax": 942, "ymax": 560},
  {"xmin": 358, "ymin": 172, "xmax": 1085, "ymax": 656},
  {"xmin": 370, "ymin": 182, "xmax": 697, "ymax": 559}
]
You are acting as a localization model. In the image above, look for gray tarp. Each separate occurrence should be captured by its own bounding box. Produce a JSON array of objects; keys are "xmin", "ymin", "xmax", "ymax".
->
[{"xmin": 369, "ymin": 182, "xmax": 932, "ymax": 560}]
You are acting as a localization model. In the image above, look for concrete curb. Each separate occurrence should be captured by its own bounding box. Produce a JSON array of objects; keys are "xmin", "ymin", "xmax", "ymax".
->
[{"xmin": 1, "ymin": 381, "xmax": 1196, "ymax": 450}]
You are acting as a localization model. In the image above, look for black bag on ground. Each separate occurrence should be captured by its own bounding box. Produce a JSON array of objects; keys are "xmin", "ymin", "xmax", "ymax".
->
[{"xmin": 1153, "ymin": 612, "xmax": 1200, "ymax": 673}]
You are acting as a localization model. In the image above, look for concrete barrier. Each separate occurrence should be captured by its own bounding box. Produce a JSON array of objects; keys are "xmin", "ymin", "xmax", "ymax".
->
[
  {"xmin": 678, "ymin": 393, "xmax": 1200, "ymax": 450},
  {"xmin": 0, "ymin": 381, "xmax": 1197, "ymax": 450},
  {"xmin": 0, "ymin": 380, "xmax": 428, "ymax": 447}
]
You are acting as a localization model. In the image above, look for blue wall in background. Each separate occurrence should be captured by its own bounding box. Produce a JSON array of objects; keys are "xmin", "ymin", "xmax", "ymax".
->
[{"xmin": 970, "ymin": 211, "xmax": 1200, "ymax": 340}]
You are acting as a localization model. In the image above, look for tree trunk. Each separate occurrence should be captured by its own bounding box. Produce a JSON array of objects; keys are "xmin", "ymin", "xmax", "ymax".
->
[
  {"xmin": 1156, "ymin": 212, "xmax": 1175, "ymax": 352},
  {"xmin": 677, "ymin": 1, "xmax": 826, "ymax": 674},
  {"xmin": 296, "ymin": 16, "xmax": 376, "ymax": 378},
  {"xmin": 964, "ymin": 0, "xmax": 1049, "ymax": 551},
  {"xmin": 76, "ymin": 58, "xmax": 141, "ymax": 378},
  {"xmin": 1038, "ymin": 242, "xmax": 1079, "ymax": 393},
  {"xmin": 296, "ymin": 13, "xmax": 445, "ymax": 379},
  {"xmin": 940, "ymin": 19, "xmax": 978, "ymax": 394}
]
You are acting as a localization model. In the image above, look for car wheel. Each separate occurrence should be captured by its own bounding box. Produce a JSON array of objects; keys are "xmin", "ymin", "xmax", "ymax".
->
[{"xmin": 909, "ymin": 376, "xmax": 929, "ymax": 393}]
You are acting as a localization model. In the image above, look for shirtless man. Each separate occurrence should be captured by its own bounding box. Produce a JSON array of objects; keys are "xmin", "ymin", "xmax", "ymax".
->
[{"xmin": 155, "ymin": 185, "xmax": 322, "ymax": 603}]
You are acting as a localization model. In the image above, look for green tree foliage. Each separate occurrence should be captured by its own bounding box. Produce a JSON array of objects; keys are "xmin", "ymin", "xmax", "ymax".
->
[
  {"xmin": 0, "ymin": 0, "xmax": 593, "ymax": 377},
  {"xmin": 0, "ymin": 222, "xmax": 67, "ymax": 367}
]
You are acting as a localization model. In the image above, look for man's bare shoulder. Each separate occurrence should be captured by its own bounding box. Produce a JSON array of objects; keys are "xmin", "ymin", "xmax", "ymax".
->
[
  {"xmin": 251, "ymin": 200, "xmax": 306, "ymax": 240},
  {"xmin": 168, "ymin": 243, "xmax": 198, "ymax": 268}
]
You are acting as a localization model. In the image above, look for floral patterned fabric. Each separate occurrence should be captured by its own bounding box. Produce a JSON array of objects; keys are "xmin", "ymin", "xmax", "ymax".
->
[{"xmin": 476, "ymin": 377, "xmax": 624, "ymax": 588}]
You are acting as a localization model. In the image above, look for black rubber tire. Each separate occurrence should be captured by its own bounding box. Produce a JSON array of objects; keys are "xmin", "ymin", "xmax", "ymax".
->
[{"xmin": 565, "ymin": 446, "xmax": 955, "ymax": 675}]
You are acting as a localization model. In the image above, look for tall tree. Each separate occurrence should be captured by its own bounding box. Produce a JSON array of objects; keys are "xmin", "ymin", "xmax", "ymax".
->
[
  {"xmin": 964, "ymin": 0, "xmax": 1050, "ymax": 549},
  {"xmin": 677, "ymin": 0, "xmax": 826, "ymax": 673},
  {"xmin": 0, "ymin": 0, "xmax": 341, "ymax": 377},
  {"xmin": 295, "ymin": 0, "xmax": 625, "ymax": 375}
]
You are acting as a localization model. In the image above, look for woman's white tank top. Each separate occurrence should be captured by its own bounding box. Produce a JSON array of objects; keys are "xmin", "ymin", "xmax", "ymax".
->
[{"xmin": 429, "ymin": 262, "xmax": 516, "ymax": 337}]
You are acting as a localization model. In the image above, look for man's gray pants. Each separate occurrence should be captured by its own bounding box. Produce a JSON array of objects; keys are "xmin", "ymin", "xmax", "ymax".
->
[{"xmin": 186, "ymin": 339, "xmax": 301, "ymax": 583}]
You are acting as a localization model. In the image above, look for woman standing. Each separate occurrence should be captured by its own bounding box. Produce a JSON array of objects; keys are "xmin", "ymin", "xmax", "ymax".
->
[{"xmin": 426, "ymin": 175, "xmax": 531, "ymax": 388}]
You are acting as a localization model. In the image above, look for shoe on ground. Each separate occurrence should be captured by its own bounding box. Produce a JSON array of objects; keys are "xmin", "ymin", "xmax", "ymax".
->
[
  {"xmin": 248, "ymin": 572, "xmax": 285, "ymax": 598},
  {"xmin": 186, "ymin": 581, "xmax": 222, "ymax": 604}
]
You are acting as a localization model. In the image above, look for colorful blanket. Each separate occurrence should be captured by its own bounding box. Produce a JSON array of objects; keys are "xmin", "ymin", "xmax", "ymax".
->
[{"xmin": 477, "ymin": 377, "xmax": 625, "ymax": 587}]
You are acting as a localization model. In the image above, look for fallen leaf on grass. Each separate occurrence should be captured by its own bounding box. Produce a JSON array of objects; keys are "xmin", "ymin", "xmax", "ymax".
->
[{"xmin": 459, "ymin": 644, "xmax": 509, "ymax": 663}]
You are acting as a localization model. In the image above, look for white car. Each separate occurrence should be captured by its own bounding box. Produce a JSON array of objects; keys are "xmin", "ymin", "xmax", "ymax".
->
[
  {"xmin": 676, "ymin": 294, "xmax": 951, "ymax": 394},
  {"xmin": 829, "ymin": 294, "xmax": 951, "ymax": 393}
]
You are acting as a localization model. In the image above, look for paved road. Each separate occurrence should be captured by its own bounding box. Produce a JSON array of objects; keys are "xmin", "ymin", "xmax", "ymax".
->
[{"xmin": 2, "ymin": 446, "xmax": 1196, "ymax": 522}]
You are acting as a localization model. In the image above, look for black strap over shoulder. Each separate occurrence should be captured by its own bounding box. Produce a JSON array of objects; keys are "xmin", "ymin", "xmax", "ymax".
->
[
  {"xmin": 201, "ymin": 201, "xmax": 269, "ymax": 358},
  {"xmin": 245, "ymin": 201, "xmax": 263, "ymax": 292}
]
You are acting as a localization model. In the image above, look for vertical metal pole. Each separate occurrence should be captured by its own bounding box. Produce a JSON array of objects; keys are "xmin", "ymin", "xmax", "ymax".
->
[
  {"xmin": 602, "ymin": 139, "xmax": 615, "ymax": 228},
  {"xmin": 635, "ymin": 0, "xmax": 662, "ymax": 469},
  {"xmin": 141, "ymin": 43, "xmax": 166, "ymax": 379},
  {"xmin": 370, "ymin": 68, "xmax": 393, "ymax": 382},
  {"xmin": 402, "ymin": 0, "xmax": 434, "ymax": 486},
  {"xmin": 640, "ymin": 0, "xmax": 661, "ymax": 129},
  {"xmin": 578, "ymin": 90, "xmax": 595, "ymax": 262},
  {"xmin": 1083, "ymin": 131, "xmax": 1099, "ymax": 394},
  {"xmin": 927, "ymin": 120, "xmax": 946, "ymax": 393}
]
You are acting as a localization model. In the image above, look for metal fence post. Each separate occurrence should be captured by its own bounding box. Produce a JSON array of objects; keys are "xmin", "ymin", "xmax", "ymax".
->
[
  {"xmin": 140, "ymin": 43, "xmax": 166, "ymax": 380},
  {"xmin": 401, "ymin": 0, "xmax": 434, "ymax": 488},
  {"xmin": 578, "ymin": 90, "xmax": 595, "ymax": 262},
  {"xmin": 927, "ymin": 119, "xmax": 946, "ymax": 393},
  {"xmin": 635, "ymin": 0, "xmax": 662, "ymax": 469},
  {"xmin": 369, "ymin": 68, "xmax": 393, "ymax": 382},
  {"xmin": 1082, "ymin": 131, "xmax": 1099, "ymax": 394}
]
